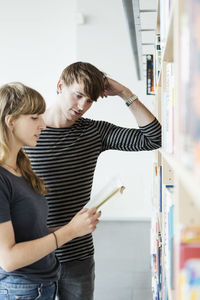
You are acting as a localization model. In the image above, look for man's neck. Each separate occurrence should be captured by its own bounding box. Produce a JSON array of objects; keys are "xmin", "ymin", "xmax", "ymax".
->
[{"xmin": 43, "ymin": 105, "xmax": 76, "ymax": 128}]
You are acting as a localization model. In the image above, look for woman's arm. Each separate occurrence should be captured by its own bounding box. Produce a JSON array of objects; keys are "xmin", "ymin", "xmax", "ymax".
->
[
  {"xmin": 48, "ymin": 227, "xmax": 60, "ymax": 233},
  {"xmin": 0, "ymin": 207, "xmax": 100, "ymax": 272}
]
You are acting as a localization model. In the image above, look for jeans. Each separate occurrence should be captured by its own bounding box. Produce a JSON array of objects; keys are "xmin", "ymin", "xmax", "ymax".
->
[
  {"xmin": 57, "ymin": 256, "xmax": 95, "ymax": 300},
  {"xmin": 0, "ymin": 275, "xmax": 56, "ymax": 299}
]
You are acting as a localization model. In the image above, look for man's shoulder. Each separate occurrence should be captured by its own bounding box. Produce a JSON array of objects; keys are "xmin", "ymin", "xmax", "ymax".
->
[
  {"xmin": 80, "ymin": 117, "xmax": 111, "ymax": 127},
  {"xmin": 78, "ymin": 117, "xmax": 95, "ymax": 124},
  {"xmin": 78, "ymin": 117, "xmax": 99, "ymax": 128}
]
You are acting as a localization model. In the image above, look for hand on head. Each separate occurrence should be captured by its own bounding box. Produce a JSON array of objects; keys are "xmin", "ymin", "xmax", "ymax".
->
[{"xmin": 103, "ymin": 77, "xmax": 127, "ymax": 98}]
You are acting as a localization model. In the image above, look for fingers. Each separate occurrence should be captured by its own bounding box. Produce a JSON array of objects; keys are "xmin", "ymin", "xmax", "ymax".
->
[
  {"xmin": 87, "ymin": 207, "xmax": 97, "ymax": 216},
  {"xmin": 88, "ymin": 218, "xmax": 100, "ymax": 232},
  {"xmin": 77, "ymin": 207, "xmax": 102, "ymax": 233},
  {"xmin": 87, "ymin": 209, "xmax": 101, "ymax": 230},
  {"xmin": 87, "ymin": 208, "xmax": 101, "ymax": 218}
]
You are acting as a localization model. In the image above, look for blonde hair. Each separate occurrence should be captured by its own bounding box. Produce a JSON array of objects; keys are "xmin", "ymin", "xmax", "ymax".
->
[
  {"xmin": 60, "ymin": 62, "xmax": 106, "ymax": 101},
  {"xmin": 0, "ymin": 82, "xmax": 47, "ymax": 194}
]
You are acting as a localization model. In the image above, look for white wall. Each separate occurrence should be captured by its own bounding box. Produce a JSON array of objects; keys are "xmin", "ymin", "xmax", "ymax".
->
[
  {"xmin": 0, "ymin": 0, "xmax": 156, "ymax": 220},
  {"xmin": 76, "ymin": 0, "xmax": 155, "ymax": 220},
  {"xmin": 0, "ymin": 0, "xmax": 76, "ymax": 105}
]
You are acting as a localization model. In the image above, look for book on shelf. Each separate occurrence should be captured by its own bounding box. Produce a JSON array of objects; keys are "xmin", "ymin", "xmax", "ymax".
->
[
  {"xmin": 159, "ymin": 0, "xmax": 172, "ymax": 52},
  {"xmin": 181, "ymin": 227, "xmax": 200, "ymax": 244},
  {"xmin": 151, "ymin": 182, "xmax": 161, "ymax": 298},
  {"xmin": 151, "ymin": 176, "xmax": 175, "ymax": 298},
  {"xmin": 146, "ymin": 54, "xmax": 155, "ymax": 95},
  {"xmin": 151, "ymin": 169, "xmax": 174, "ymax": 299},
  {"xmin": 179, "ymin": 0, "xmax": 200, "ymax": 177},
  {"xmin": 180, "ymin": 226, "xmax": 200, "ymax": 269},
  {"xmin": 162, "ymin": 63, "xmax": 174, "ymax": 154},
  {"xmin": 179, "ymin": 259, "xmax": 200, "ymax": 299},
  {"xmin": 162, "ymin": 185, "xmax": 174, "ymax": 296},
  {"xmin": 179, "ymin": 226, "xmax": 200, "ymax": 298},
  {"xmin": 152, "ymin": 163, "xmax": 162, "ymax": 213},
  {"xmin": 180, "ymin": 242, "xmax": 200, "ymax": 270},
  {"xmin": 159, "ymin": 166, "xmax": 162, "ymax": 213},
  {"xmin": 159, "ymin": 0, "xmax": 166, "ymax": 50},
  {"xmin": 154, "ymin": 34, "xmax": 161, "ymax": 90}
]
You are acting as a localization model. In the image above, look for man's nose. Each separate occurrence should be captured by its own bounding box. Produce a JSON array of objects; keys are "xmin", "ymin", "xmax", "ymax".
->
[{"xmin": 77, "ymin": 99, "xmax": 87, "ymax": 110}]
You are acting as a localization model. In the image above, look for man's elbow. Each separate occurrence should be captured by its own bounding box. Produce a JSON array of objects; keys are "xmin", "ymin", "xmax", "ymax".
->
[
  {"xmin": 148, "ymin": 138, "xmax": 162, "ymax": 150},
  {"xmin": 153, "ymin": 124, "xmax": 162, "ymax": 149},
  {"xmin": 155, "ymin": 139, "xmax": 162, "ymax": 149},
  {"xmin": 152, "ymin": 130, "xmax": 162, "ymax": 149}
]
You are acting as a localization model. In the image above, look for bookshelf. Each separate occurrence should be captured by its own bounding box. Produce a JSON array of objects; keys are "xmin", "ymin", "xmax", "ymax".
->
[{"xmin": 151, "ymin": 0, "xmax": 200, "ymax": 299}]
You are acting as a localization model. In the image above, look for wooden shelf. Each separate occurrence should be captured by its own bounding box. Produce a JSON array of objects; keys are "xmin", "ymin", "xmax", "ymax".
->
[
  {"xmin": 160, "ymin": 149, "xmax": 200, "ymax": 209},
  {"xmin": 163, "ymin": 6, "xmax": 174, "ymax": 62}
]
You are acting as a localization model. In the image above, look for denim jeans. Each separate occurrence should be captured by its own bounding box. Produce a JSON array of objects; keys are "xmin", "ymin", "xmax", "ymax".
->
[
  {"xmin": 0, "ymin": 275, "xmax": 56, "ymax": 299},
  {"xmin": 57, "ymin": 256, "xmax": 95, "ymax": 300}
]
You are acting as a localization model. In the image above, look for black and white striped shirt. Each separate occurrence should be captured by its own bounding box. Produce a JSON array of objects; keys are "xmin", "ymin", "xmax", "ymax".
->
[{"xmin": 25, "ymin": 117, "xmax": 161, "ymax": 262}]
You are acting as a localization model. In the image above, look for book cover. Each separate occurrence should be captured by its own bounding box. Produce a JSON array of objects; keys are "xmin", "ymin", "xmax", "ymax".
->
[{"xmin": 146, "ymin": 54, "xmax": 155, "ymax": 95}]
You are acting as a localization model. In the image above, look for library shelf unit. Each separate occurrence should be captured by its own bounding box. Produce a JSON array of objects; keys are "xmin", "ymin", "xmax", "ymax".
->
[{"xmin": 151, "ymin": 0, "xmax": 200, "ymax": 299}]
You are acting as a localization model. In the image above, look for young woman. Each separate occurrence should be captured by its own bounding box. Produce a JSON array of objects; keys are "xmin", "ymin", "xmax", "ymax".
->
[{"xmin": 0, "ymin": 82, "xmax": 101, "ymax": 299}]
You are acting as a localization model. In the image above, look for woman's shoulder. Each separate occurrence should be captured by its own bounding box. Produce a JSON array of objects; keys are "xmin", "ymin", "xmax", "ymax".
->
[
  {"xmin": 0, "ymin": 167, "xmax": 14, "ymax": 202},
  {"xmin": 0, "ymin": 167, "xmax": 16, "ymax": 189}
]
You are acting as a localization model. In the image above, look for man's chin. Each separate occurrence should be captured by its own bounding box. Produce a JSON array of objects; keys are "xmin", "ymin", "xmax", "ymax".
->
[{"xmin": 70, "ymin": 112, "xmax": 82, "ymax": 119}]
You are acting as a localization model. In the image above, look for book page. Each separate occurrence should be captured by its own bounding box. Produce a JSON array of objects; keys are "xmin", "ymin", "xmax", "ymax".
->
[{"xmin": 86, "ymin": 177, "xmax": 125, "ymax": 210}]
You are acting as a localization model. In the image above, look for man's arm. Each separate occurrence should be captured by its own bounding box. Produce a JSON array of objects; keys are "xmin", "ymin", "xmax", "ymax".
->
[{"xmin": 103, "ymin": 77, "xmax": 156, "ymax": 127}]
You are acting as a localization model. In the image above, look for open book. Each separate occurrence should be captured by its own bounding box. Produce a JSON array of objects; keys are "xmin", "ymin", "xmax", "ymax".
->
[{"xmin": 86, "ymin": 177, "xmax": 125, "ymax": 210}]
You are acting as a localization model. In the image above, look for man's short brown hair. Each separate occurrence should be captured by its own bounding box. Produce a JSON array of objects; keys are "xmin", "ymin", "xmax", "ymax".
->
[{"xmin": 60, "ymin": 62, "xmax": 106, "ymax": 101}]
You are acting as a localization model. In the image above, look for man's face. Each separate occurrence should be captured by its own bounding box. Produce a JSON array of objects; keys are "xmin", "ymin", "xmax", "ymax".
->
[{"xmin": 57, "ymin": 80, "xmax": 94, "ymax": 122}]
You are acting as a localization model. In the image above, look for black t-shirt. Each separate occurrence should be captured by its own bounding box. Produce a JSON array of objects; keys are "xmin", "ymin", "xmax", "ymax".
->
[{"xmin": 0, "ymin": 167, "xmax": 60, "ymax": 282}]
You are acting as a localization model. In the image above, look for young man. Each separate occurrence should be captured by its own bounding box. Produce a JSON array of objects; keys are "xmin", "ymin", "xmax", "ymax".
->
[{"xmin": 25, "ymin": 62, "xmax": 161, "ymax": 300}]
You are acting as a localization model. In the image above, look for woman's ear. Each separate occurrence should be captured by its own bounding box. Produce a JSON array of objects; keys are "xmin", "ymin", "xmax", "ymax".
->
[{"xmin": 5, "ymin": 115, "xmax": 15, "ymax": 129}]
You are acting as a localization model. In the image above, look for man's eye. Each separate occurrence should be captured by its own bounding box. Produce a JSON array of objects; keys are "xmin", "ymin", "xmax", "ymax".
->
[{"xmin": 76, "ymin": 94, "xmax": 82, "ymax": 99}]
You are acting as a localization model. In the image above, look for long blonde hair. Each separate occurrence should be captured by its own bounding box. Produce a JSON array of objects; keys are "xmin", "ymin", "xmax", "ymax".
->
[{"xmin": 0, "ymin": 82, "xmax": 47, "ymax": 194}]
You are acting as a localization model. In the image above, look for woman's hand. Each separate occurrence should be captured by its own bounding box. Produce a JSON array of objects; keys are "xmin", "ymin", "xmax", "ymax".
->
[{"xmin": 68, "ymin": 207, "xmax": 101, "ymax": 238}]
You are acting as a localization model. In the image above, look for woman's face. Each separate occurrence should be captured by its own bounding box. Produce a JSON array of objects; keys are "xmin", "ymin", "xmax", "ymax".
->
[{"xmin": 11, "ymin": 114, "xmax": 46, "ymax": 147}]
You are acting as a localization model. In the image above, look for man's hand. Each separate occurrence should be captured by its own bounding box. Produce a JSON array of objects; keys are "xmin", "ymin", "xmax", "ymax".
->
[{"xmin": 103, "ymin": 77, "xmax": 132, "ymax": 100}]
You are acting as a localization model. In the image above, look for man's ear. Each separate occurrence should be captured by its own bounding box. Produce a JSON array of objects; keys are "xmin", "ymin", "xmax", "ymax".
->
[
  {"xmin": 5, "ymin": 115, "xmax": 15, "ymax": 129},
  {"xmin": 57, "ymin": 80, "xmax": 64, "ymax": 94}
]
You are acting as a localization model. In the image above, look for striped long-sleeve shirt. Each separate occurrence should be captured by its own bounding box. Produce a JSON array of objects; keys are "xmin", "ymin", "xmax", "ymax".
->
[{"xmin": 25, "ymin": 117, "xmax": 161, "ymax": 262}]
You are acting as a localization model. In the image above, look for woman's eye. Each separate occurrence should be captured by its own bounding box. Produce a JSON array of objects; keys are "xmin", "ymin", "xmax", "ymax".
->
[
  {"xmin": 76, "ymin": 94, "xmax": 82, "ymax": 99},
  {"xmin": 31, "ymin": 117, "xmax": 38, "ymax": 120}
]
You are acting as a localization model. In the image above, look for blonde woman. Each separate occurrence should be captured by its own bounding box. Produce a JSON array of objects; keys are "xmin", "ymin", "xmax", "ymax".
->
[{"xmin": 0, "ymin": 82, "xmax": 101, "ymax": 299}]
